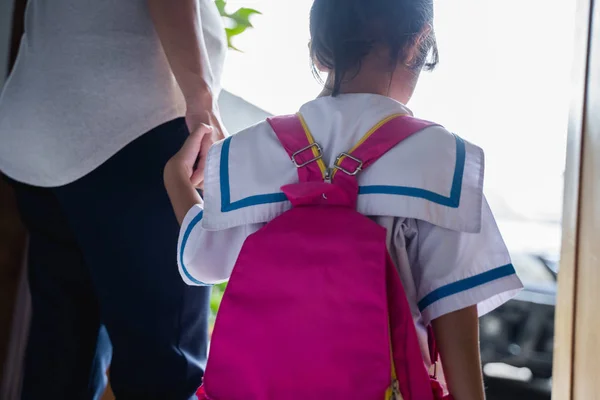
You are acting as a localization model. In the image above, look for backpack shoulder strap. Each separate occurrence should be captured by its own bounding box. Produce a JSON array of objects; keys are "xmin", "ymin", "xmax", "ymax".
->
[
  {"xmin": 267, "ymin": 113, "xmax": 327, "ymax": 183},
  {"xmin": 332, "ymin": 114, "xmax": 439, "ymax": 182}
]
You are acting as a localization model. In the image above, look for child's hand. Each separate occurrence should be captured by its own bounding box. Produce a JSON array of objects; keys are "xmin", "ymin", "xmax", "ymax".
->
[
  {"xmin": 164, "ymin": 125, "xmax": 211, "ymax": 224},
  {"xmin": 185, "ymin": 106, "xmax": 227, "ymax": 188},
  {"xmin": 168, "ymin": 123, "xmax": 214, "ymax": 188}
]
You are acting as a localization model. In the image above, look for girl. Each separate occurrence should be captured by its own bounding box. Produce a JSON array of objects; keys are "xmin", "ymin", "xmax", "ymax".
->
[{"xmin": 164, "ymin": 0, "xmax": 523, "ymax": 398}]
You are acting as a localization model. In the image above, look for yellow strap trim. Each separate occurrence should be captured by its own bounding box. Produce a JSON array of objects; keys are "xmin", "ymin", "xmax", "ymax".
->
[
  {"xmin": 296, "ymin": 112, "xmax": 328, "ymax": 178},
  {"xmin": 385, "ymin": 313, "xmax": 404, "ymax": 400},
  {"xmin": 332, "ymin": 113, "xmax": 407, "ymax": 179}
]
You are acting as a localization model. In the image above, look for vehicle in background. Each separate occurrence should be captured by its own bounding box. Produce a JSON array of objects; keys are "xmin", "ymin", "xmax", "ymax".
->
[{"xmin": 480, "ymin": 220, "xmax": 560, "ymax": 399}]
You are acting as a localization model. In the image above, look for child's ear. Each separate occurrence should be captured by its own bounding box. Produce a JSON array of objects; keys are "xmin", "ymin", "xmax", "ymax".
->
[
  {"xmin": 308, "ymin": 41, "xmax": 330, "ymax": 72},
  {"xmin": 405, "ymin": 23, "xmax": 433, "ymax": 68}
]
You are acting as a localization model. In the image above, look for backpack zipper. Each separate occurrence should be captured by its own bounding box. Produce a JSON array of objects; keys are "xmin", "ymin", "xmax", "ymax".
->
[
  {"xmin": 324, "ymin": 168, "xmax": 332, "ymax": 183},
  {"xmin": 391, "ymin": 379, "xmax": 402, "ymax": 399}
]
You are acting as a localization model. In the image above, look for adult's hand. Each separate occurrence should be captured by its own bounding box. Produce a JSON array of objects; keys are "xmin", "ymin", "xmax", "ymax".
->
[{"xmin": 185, "ymin": 97, "xmax": 228, "ymax": 188}]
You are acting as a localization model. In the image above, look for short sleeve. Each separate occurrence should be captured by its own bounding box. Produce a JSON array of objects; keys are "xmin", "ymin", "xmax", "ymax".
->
[
  {"xmin": 410, "ymin": 196, "xmax": 523, "ymax": 324},
  {"xmin": 177, "ymin": 204, "xmax": 263, "ymax": 286}
]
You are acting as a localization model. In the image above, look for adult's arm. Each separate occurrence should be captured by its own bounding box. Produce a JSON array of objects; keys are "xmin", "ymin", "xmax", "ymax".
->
[
  {"xmin": 147, "ymin": 0, "xmax": 216, "ymax": 108},
  {"xmin": 147, "ymin": 0, "xmax": 227, "ymax": 186}
]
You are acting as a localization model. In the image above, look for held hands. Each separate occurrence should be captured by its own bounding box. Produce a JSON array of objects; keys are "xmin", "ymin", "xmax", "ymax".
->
[
  {"xmin": 167, "ymin": 121, "xmax": 214, "ymax": 189},
  {"xmin": 164, "ymin": 103, "xmax": 227, "ymax": 225},
  {"xmin": 182, "ymin": 104, "xmax": 228, "ymax": 188}
]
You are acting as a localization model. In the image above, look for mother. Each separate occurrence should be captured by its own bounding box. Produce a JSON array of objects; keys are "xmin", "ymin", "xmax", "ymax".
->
[{"xmin": 0, "ymin": 0, "xmax": 226, "ymax": 398}]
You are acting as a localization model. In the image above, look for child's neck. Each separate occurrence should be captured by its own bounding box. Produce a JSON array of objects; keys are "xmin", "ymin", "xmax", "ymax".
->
[
  {"xmin": 319, "ymin": 78, "xmax": 393, "ymax": 99},
  {"xmin": 318, "ymin": 54, "xmax": 418, "ymax": 105}
]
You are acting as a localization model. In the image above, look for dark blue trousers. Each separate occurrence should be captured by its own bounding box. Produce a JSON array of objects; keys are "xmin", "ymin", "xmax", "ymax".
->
[{"xmin": 10, "ymin": 118, "xmax": 210, "ymax": 400}]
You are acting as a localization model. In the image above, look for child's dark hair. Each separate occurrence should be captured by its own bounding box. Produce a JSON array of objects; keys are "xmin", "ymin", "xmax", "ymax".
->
[{"xmin": 309, "ymin": 0, "xmax": 439, "ymax": 96}]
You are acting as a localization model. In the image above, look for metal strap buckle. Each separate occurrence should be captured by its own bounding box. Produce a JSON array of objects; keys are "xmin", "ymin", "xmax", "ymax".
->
[
  {"xmin": 291, "ymin": 143, "xmax": 323, "ymax": 168},
  {"xmin": 334, "ymin": 152, "xmax": 364, "ymax": 176}
]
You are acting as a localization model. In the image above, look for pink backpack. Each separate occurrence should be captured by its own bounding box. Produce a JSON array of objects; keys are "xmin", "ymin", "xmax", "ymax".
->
[{"xmin": 197, "ymin": 114, "xmax": 453, "ymax": 400}]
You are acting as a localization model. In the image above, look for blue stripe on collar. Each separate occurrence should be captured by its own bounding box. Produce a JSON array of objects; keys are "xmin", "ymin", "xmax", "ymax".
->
[{"xmin": 220, "ymin": 133, "xmax": 466, "ymax": 212}]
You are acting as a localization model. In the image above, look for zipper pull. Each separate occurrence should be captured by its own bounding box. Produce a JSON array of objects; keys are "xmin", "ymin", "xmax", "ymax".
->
[
  {"xmin": 324, "ymin": 168, "xmax": 332, "ymax": 183},
  {"xmin": 391, "ymin": 380, "xmax": 403, "ymax": 400}
]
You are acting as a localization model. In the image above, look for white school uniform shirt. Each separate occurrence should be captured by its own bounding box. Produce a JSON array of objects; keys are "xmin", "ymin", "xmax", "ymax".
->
[{"xmin": 178, "ymin": 93, "xmax": 523, "ymax": 366}]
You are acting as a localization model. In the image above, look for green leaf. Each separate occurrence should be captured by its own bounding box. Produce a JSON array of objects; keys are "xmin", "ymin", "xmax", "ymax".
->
[
  {"xmin": 226, "ymin": 25, "xmax": 248, "ymax": 37},
  {"xmin": 229, "ymin": 8, "xmax": 262, "ymax": 27},
  {"xmin": 209, "ymin": 282, "xmax": 228, "ymax": 316},
  {"xmin": 215, "ymin": 0, "xmax": 260, "ymax": 51},
  {"xmin": 214, "ymin": 0, "xmax": 226, "ymax": 15},
  {"xmin": 210, "ymin": 292, "xmax": 223, "ymax": 315}
]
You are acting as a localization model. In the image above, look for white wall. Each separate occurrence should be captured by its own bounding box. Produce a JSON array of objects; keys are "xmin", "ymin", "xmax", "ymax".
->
[
  {"xmin": 218, "ymin": 89, "xmax": 271, "ymax": 133},
  {"xmin": 0, "ymin": 0, "xmax": 15, "ymax": 88}
]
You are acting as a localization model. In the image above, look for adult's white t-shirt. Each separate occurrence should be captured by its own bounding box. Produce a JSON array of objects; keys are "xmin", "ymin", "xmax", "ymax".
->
[{"xmin": 0, "ymin": 0, "xmax": 227, "ymax": 187}]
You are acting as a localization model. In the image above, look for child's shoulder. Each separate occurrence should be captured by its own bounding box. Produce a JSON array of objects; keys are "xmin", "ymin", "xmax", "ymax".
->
[
  {"xmin": 205, "ymin": 119, "xmax": 284, "ymax": 183},
  {"xmin": 208, "ymin": 120, "xmax": 278, "ymax": 155},
  {"xmin": 202, "ymin": 119, "xmax": 296, "ymax": 230},
  {"xmin": 387, "ymin": 121, "xmax": 483, "ymax": 167},
  {"xmin": 387, "ymin": 122, "xmax": 484, "ymax": 187},
  {"xmin": 358, "ymin": 121, "xmax": 485, "ymax": 233}
]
